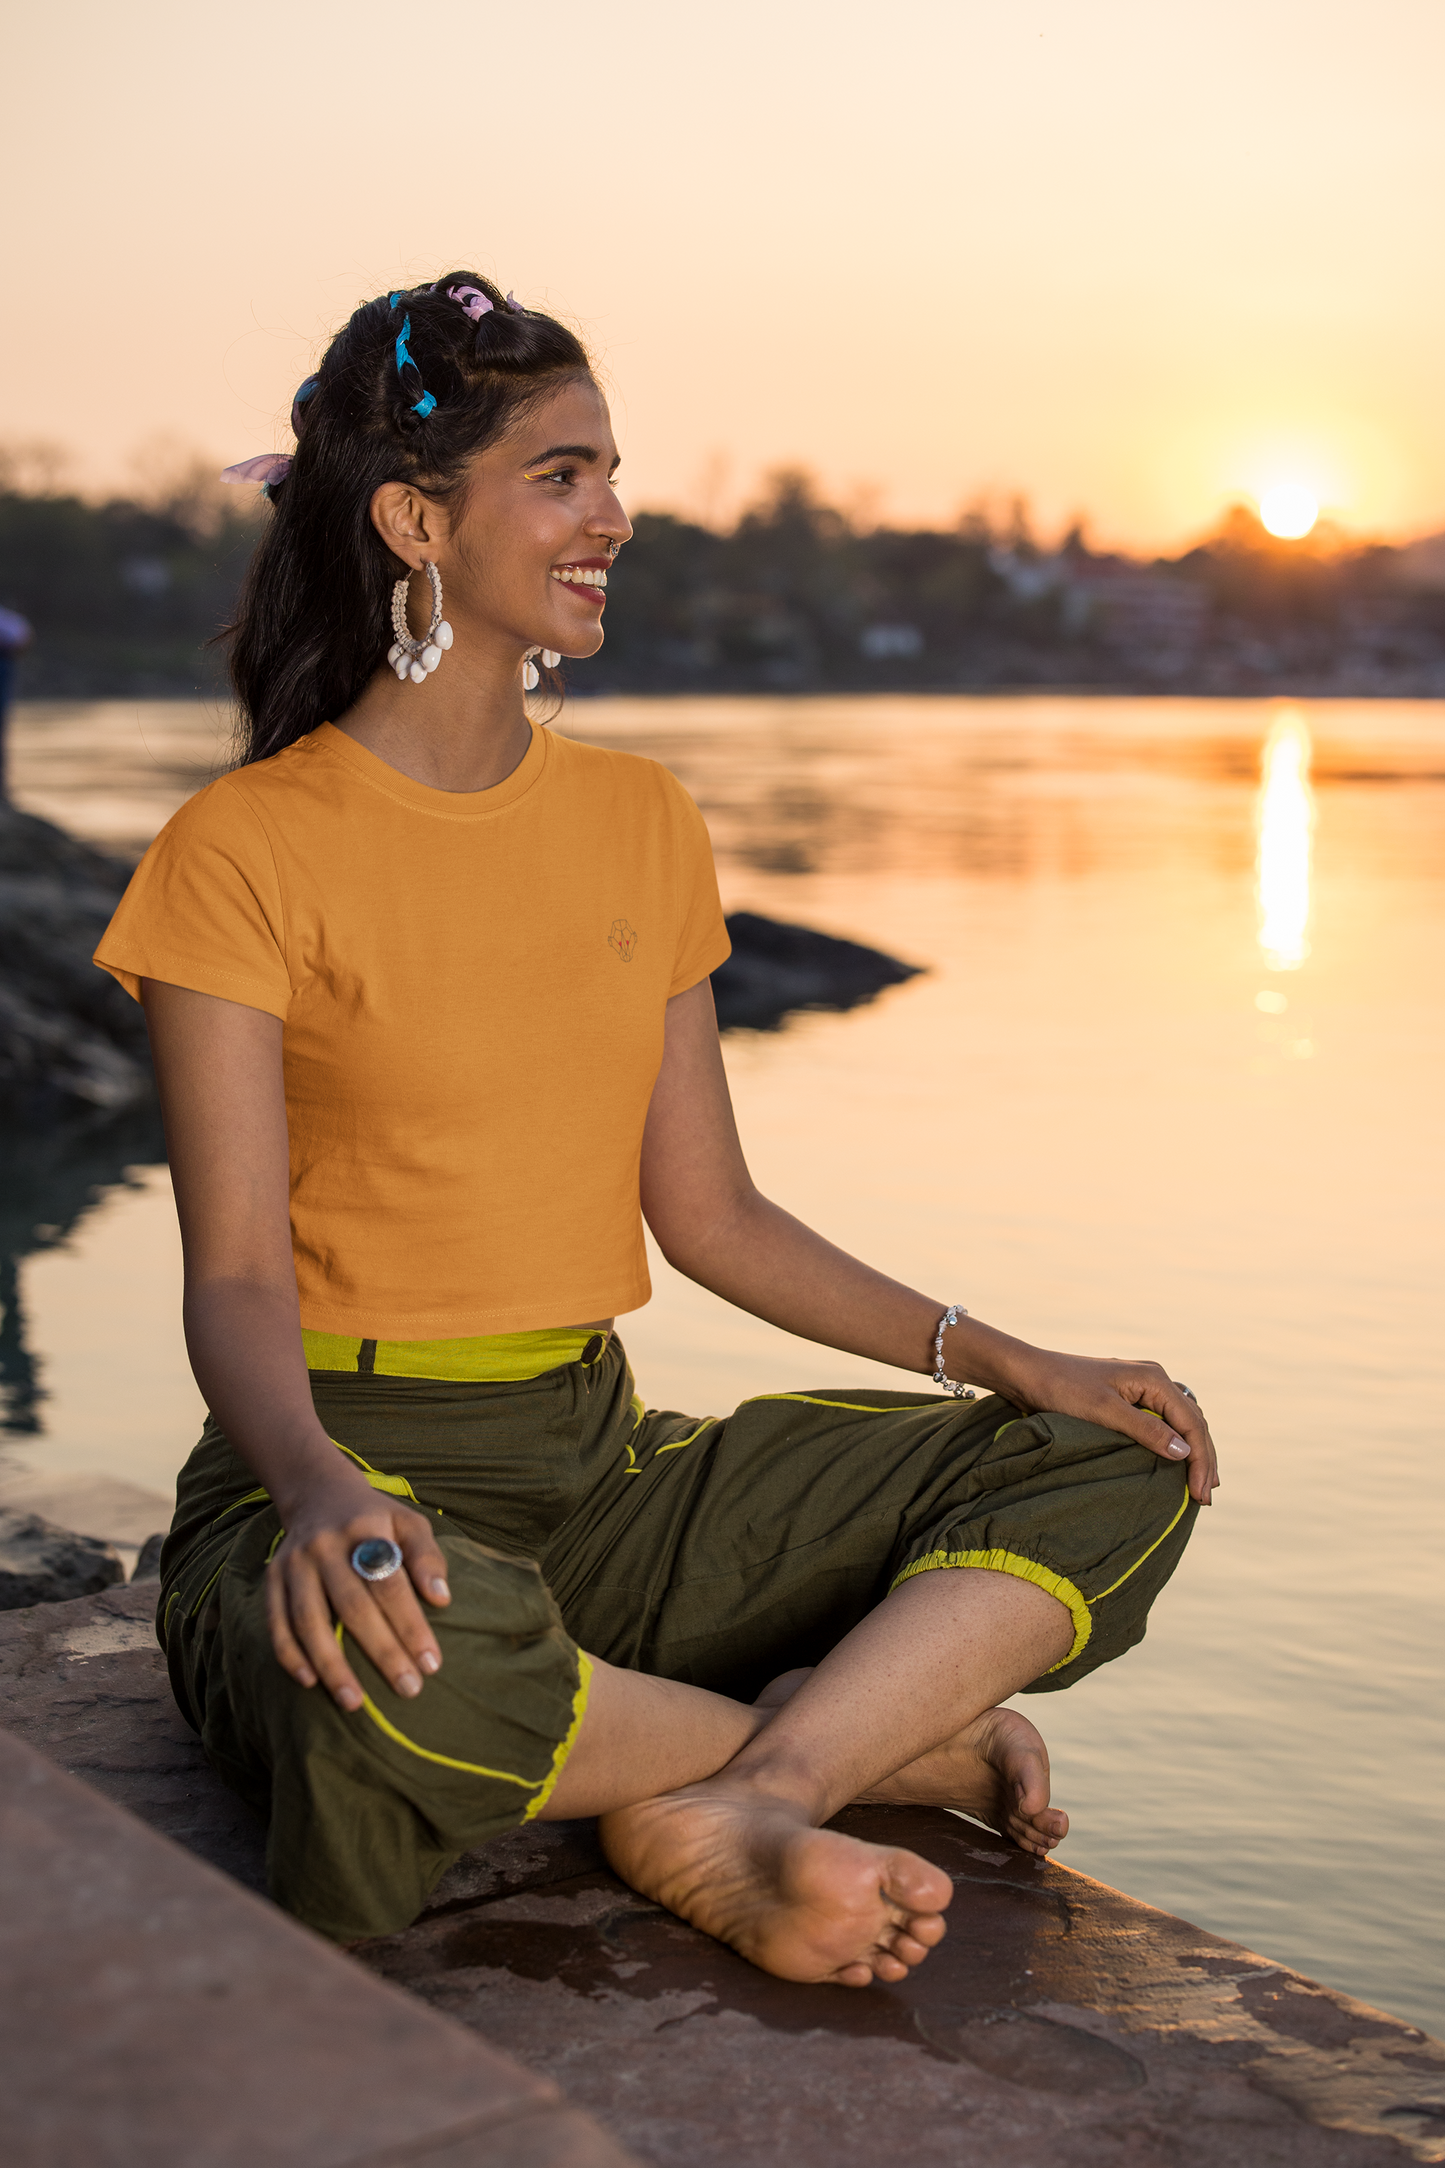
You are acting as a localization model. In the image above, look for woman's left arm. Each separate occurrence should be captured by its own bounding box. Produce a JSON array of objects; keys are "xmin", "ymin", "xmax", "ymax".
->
[{"xmin": 639, "ymin": 979, "xmax": 1218, "ymax": 1504}]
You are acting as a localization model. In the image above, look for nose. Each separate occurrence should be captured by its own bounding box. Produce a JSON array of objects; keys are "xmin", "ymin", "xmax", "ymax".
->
[{"xmin": 591, "ymin": 482, "xmax": 632, "ymax": 550}]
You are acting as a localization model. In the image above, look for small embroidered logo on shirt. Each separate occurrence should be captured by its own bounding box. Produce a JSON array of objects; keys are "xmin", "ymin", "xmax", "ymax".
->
[{"xmin": 608, "ymin": 918, "xmax": 639, "ymax": 963}]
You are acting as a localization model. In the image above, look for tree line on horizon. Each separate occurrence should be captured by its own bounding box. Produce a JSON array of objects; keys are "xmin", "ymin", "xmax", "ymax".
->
[{"xmin": 3, "ymin": 452, "xmax": 1444, "ymax": 700}]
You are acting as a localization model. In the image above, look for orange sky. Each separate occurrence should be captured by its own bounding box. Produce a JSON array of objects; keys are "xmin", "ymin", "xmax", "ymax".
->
[{"xmin": 6, "ymin": 0, "xmax": 1445, "ymax": 548}]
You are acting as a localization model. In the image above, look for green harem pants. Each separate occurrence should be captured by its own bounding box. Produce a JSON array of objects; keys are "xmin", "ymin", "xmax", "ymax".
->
[{"xmin": 157, "ymin": 1336, "xmax": 1197, "ymax": 1942}]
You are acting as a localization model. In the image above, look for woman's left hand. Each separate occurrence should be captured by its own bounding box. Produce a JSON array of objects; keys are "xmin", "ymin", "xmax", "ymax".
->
[{"xmin": 993, "ymin": 1345, "xmax": 1220, "ymax": 1505}]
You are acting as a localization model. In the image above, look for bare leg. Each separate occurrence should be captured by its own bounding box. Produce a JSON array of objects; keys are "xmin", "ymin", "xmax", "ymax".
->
[
  {"xmin": 757, "ymin": 1667, "xmax": 1068, "ymax": 1858},
  {"xmin": 601, "ymin": 1567, "xmax": 1073, "ymax": 1986},
  {"xmin": 539, "ymin": 1660, "xmax": 770, "ymax": 1818}
]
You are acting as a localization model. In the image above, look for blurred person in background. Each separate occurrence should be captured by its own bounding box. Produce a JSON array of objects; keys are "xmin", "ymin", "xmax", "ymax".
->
[{"xmin": 0, "ymin": 604, "xmax": 32, "ymax": 802}]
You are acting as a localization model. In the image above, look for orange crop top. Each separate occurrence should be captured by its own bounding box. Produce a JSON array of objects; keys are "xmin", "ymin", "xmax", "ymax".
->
[{"xmin": 95, "ymin": 723, "xmax": 731, "ymax": 1337}]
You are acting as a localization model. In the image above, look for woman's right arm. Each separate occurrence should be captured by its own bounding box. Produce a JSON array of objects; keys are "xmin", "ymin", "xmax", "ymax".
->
[{"xmin": 142, "ymin": 980, "xmax": 450, "ymax": 1709}]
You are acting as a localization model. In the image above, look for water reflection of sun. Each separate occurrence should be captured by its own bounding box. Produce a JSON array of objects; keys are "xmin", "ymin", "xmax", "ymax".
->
[{"xmin": 1257, "ymin": 707, "xmax": 1314, "ymax": 970}]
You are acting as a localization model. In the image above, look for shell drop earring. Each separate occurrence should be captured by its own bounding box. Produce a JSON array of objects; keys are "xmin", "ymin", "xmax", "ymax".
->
[
  {"xmin": 523, "ymin": 647, "xmax": 562, "ymax": 692},
  {"xmin": 388, "ymin": 563, "xmax": 453, "ymax": 684}
]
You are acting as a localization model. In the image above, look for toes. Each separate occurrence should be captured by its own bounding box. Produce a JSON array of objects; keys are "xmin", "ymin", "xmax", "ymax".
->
[
  {"xmin": 871, "ymin": 1951, "xmax": 910, "ymax": 1984},
  {"xmin": 885, "ymin": 1930, "xmax": 932, "ymax": 1966},
  {"xmin": 1011, "ymin": 1760, "xmax": 1052, "ymax": 1819},
  {"xmin": 834, "ymin": 1961, "xmax": 874, "ymax": 1988},
  {"xmin": 1007, "ymin": 1801, "xmax": 1068, "ymax": 1853},
  {"xmin": 885, "ymin": 1850, "xmax": 953, "ymax": 1916}
]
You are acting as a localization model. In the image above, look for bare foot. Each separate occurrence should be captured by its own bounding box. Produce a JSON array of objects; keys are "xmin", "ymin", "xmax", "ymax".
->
[
  {"xmin": 600, "ymin": 1782, "xmax": 953, "ymax": 1987},
  {"xmin": 756, "ymin": 1669, "xmax": 1068, "ymax": 1860}
]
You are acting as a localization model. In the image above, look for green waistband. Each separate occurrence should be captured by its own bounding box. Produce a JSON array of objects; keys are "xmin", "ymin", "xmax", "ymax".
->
[{"xmin": 301, "ymin": 1327, "xmax": 608, "ymax": 1383}]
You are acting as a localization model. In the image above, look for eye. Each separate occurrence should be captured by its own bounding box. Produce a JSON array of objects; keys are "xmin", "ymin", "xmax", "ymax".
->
[{"xmin": 525, "ymin": 465, "xmax": 576, "ymax": 488}]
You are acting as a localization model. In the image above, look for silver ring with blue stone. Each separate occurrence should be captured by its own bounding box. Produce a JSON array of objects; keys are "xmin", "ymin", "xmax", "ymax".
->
[{"xmin": 350, "ymin": 1536, "xmax": 404, "ymax": 1583}]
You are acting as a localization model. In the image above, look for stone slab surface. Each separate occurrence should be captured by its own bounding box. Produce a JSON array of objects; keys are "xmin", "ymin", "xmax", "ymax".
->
[
  {"xmin": 0, "ymin": 1724, "xmax": 634, "ymax": 2168},
  {"xmin": 6, "ymin": 1584, "xmax": 1445, "ymax": 2166}
]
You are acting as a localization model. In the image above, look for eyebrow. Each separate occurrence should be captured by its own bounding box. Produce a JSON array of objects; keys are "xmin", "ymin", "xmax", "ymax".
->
[{"xmin": 525, "ymin": 442, "xmax": 621, "ymax": 473}]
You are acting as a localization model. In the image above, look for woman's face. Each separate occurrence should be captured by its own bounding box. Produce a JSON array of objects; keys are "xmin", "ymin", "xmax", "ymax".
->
[{"xmin": 437, "ymin": 375, "xmax": 632, "ymax": 662}]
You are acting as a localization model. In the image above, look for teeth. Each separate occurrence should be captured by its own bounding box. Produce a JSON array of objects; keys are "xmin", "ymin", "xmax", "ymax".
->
[{"xmin": 550, "ymin": 568, "xmax": 608, "ymax": 587}]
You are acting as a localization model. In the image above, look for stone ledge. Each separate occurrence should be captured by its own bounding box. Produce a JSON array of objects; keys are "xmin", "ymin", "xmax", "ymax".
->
[
  {"xmin": 4, "ymin": 1584, "xmax": 1444, "ymax": 2166},
  {"xmin": 0, "ymin": 1724, "xmax": 634, "ymax": 2168}
]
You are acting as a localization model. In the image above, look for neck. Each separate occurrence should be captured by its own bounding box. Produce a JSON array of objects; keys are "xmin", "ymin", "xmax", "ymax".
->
[{"xmin": 336, "ymin": 625, "xmax": 535, "ymax": 793}]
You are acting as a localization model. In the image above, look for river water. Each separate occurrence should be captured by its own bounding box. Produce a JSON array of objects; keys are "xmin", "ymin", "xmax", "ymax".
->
[{"xmin": 7, "ymin": 693, "xmax": 1444, "ymax": 2034}]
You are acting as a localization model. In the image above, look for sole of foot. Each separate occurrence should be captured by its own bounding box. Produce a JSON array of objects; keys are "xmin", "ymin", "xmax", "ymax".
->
[
  {"xmin": 756, "ymin": 1670, "xmax": 1068, "ymax": 1859},
  {"xmin": 600, "ymin": 1783, "xmax": 954, "ymax": 1988}
]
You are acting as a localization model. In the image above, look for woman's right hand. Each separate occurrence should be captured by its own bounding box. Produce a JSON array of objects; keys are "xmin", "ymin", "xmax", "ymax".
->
[{"xmin": 265, "ymin": 1466, "xmax": 452, "ymax": 1711}]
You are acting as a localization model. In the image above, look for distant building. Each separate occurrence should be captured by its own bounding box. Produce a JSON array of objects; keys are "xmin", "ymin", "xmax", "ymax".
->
[
  {"xmin": 987, "ymin": 548, "xmax": 1067, "ymax": 603},
  {"xmin": 1063, "ymin": 560, "xmax": 1210, "ymax": 668}
]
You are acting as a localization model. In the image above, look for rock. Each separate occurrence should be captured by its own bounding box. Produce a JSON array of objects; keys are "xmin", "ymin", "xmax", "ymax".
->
[
  {"xmin": 130, "ymin": 1532, "xmax": 165, "ymax": 1581},
  {"xmin": 0, "ymin": 1508, "xmax": 125, "ymax": 1609},
  {"xmin": 0, "ymin": 802, "xmax": 153, "ymax": 1124},
  {"xmin": 4, "ymin": 1584, "xmax": 1443, "ymax": 2168},
  {"xmin": 712, "ymin": 909, "xmax": 923, "ymax": 1032},
  {"xmin": 0, "ymin": 1471, "xmax": 176, "ymax": 1547}
]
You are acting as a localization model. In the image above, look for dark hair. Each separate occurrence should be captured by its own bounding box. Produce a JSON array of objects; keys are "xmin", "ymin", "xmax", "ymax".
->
[{"xmin": 226, "ymin": 273, "xmax": 591, "ymax": 764}]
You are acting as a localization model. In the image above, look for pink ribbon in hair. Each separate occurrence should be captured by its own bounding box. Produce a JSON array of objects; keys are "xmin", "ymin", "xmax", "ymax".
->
[
  {"xmin": 220, "ymin": 454, "xmax": 293, "ymax": 486},
  {"xmin": 447, "ymin": 285, "xmax": 495, "ymax": 322}
]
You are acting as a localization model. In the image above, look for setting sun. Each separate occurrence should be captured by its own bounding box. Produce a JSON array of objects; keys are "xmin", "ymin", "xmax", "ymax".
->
[{"xmin": 1259, "ymin": 484, "xmax": 1320, "ymax": 540}]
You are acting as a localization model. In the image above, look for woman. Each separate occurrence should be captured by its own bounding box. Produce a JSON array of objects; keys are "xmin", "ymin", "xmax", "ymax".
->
[{"xmin": 96, "ymin": 274, "xmax": 1217, "ymax": 1989}]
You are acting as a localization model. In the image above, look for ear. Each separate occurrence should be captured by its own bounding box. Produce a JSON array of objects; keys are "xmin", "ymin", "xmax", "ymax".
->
[{"xmin": 370, "ymin": 481, "xmax": 449, "ymax": 567}]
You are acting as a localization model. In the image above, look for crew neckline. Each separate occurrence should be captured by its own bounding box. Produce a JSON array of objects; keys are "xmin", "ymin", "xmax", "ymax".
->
[{"xmin": 308, "ymin": 719, "xmax": 550, "ymax": 818}]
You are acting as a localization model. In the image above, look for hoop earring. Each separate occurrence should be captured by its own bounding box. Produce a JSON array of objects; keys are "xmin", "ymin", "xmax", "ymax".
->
[
  {"xmin": 522, "ymin": 647, "xmax": 561, "ymax": 692},
  {"xmin": 388, "ymin": 563, "xmax": 452, "ymax": 684}
]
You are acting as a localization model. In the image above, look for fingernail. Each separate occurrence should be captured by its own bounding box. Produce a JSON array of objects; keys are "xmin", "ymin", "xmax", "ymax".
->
[
  {"xmin": 1167, "ymin": 1437, "xmax": 1190, "ymax": 1457},
  {"xmin": 430, "ymin": 1578, "xmax": 451, "ymax": 1601},
  {"xmin": 337, "ymin": 1687, "xmax": 362, "ymax": 1712},
  {"xmin": 296, "ymin": 1666, "xmax": 316, "ymax": 1687},
  {"xmin": 396, "ymin": 1671, "xmax": 421, "ymax": 1698},
  {"xmin": 419, "ymin": 1650, "xmax": 440, "ymax": 1674}
]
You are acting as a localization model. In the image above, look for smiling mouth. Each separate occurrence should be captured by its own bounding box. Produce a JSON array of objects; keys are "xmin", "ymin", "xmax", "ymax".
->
[{"xmin": 552, "ymin": 562, "xmax": 609, "ymax": 599}]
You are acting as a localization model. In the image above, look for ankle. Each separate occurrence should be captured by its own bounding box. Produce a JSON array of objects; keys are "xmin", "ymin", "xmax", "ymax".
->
[{"xmin": 711, "ymin": 1744, "xmax": 835, "ymax": 1822}]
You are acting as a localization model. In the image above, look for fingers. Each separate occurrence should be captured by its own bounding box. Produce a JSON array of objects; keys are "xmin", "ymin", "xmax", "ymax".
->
[
  {"xmin": 266, "ymin": 1504, "xmax": 449, "ymax": 1712},
  {"xmin": 1116, "ymin": 1368, "xmax": 1220, "ymax": 1505},
  {"xmin": 398, "ymin": 1517, "xmax": 452, "ymax": 1608},
  {"xmin": 265, "ymin": 1565, "xmax": 319, "ymax": 1690},
  {"xmin": 278, "ymin": 1554, "xmax": 368, "ymax": 1711}
]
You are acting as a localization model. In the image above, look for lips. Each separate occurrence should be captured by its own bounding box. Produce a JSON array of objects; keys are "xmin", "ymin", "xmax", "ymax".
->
[{"xmin": 551, "ymin": 562, "xmax": 609, "ymax": 602}]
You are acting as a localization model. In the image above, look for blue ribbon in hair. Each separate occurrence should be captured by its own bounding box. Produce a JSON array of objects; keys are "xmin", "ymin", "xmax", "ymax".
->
[{"xmin": 390, "ymin": 300, "xmax": 439, "ymax": 419}]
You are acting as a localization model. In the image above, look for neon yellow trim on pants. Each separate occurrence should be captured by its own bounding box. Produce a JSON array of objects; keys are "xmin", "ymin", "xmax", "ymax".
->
[
  {"xmin": 891, "ymin": 1548, "xmax": 1094, "ymax": 1672},
  {"xmin": 656, "ymin": 1417, "xmax": 717, "ymax": 1455},
  {"xmin": 1093, "ymin": 1483, "xmax": 1193, "ymax": 1601},
  {"xmin": 890, "ymin": 1478, "xmax": 1191, "ymax": 1676},
  {"xmin": 523, "ymin": 1652, "xmax": 594, "ymax": 1821},
  {"xmin": 213, "ymin": 1445, "xmax": 425, "ymax": 1532},
  {"xmin": 302, "ymin": 1327, "xmax": 603, "ymax": 1382},
  {"xmin": 743, "ymin": 1393, "xmax": 925, "ymax": 1417},
  {"xmin": 333, "ymin": 1624, "xmax": 593, "ymax": 1807},
  {"xmin": 330, "ymin": 1440, "xmax": 425, "ymax": 1503}
]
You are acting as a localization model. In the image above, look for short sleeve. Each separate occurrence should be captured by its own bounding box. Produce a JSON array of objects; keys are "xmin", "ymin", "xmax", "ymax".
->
[
  {"xmin": 93, "ymin": 778, "xmax": 293, "ymax": 1018},
  {"xmin": 665, "ymin": 778, "xmax": 731, "ymax": 998}
]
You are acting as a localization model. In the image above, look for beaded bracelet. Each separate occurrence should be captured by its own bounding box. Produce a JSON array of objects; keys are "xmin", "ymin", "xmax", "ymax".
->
[{"xmin": 932, "ymin": 1304, "xmax": 977, "ymax": 1399}]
